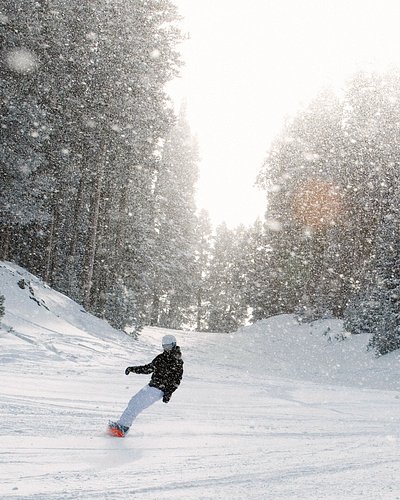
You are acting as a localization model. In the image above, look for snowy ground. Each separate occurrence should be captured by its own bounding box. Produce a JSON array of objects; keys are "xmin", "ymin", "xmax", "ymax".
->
[{"xmin": 1, "ymin": 261, "xmax": 400, "ymax": 499}]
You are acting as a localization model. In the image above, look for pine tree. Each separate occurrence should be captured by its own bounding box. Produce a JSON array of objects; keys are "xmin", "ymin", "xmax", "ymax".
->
[
  {"xmin": 0, "ymin": 1, "xmax": 55, "ymax": 264},
  {"xmin": 83, "ymin": 0, "xmax": 184, "ymax": 329},
  {"xmin": 206, "ymin": 224, "xmax": 248, "ymax": 333},
  {"xmin": 150, "ymin": 105, "xmax": 199, "ymax": 329},
  {"xmin": 193, "ymin": 209, "xmax": 212, "ymax": 331},
  {"xmin": 351, "ymin": 213, "xmax": 400, "ymax": 355},
  {"xmin": 243, "ymin": 219, "xmax": 279, "ymax": 321},
  {"xmin": 256, "ymin": 89, "xmax": 345, "ymax": 317}
]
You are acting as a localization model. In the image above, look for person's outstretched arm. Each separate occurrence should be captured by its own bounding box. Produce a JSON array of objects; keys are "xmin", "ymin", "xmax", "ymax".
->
[{"xmin": 125, "ymin": 362, "xmax": 154, "ymax": 375}]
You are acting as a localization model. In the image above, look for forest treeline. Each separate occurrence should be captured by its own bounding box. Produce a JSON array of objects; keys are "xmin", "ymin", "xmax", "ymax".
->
[
  {"xmin": 1, "ymin": 1, "xmax": 400, "ymax": 354},
  {"xmin": 256, "ymin": 71, "xmax": 400, "ymax": 355}
]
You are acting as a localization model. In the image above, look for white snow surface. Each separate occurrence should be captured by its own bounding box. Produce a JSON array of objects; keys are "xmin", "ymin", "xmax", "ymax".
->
[{"xmin": 1, "ymin": 261, "xmax": 400, "ymax": 499}]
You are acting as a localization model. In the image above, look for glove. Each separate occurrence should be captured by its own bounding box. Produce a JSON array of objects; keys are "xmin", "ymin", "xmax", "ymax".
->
[
  {"xmin": 162, "ymin": 393, "xmax": 171, "ymax": 404},
  {"xmin": 125, "ymin": 367, "xmax": 134, "ymax": 375}
]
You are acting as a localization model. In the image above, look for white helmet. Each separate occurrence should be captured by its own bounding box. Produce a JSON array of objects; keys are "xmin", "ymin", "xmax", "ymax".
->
[{"xmin": 162, "ymin": 334, "xmax": 176, "ymax": 351}]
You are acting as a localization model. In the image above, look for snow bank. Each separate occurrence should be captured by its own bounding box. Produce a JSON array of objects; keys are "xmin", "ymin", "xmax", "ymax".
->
[
  {"xmin": 0, "ymin": 261, "xmax": 134, "ymax": 367},
  {"xmin": 233, "ymin": 315, "xmax": 400, "ymax": 391}
]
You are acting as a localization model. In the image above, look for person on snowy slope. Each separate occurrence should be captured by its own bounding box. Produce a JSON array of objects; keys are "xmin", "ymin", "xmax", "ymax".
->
[{"xmin": 107, "ymin": 334, "xmax": 183, "ymax": 437}]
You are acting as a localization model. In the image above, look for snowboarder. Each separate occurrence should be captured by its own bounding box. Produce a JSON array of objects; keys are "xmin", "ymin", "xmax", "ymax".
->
[{"xmin": 107, "ymin": 334, "xmax": 184, "ymax": 437}]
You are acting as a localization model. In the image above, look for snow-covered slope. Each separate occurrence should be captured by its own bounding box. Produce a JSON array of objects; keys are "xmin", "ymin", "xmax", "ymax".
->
[{"xmin": 1, "ymin": 261, "xmax": 400, "ymax": 499}]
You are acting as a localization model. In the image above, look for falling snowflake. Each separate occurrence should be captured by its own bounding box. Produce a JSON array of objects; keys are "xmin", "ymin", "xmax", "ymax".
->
[{"xmin": 5, "ymin": 48, "xmax": 38, "ymax": 74}]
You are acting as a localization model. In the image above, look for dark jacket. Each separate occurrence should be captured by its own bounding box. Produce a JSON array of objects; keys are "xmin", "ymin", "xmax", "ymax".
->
[{"xmin": 127, "ymin": 346, "xmax": 183, "ymax": 401}]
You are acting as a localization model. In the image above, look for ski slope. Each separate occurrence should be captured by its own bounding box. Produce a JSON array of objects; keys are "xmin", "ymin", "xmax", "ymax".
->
[{"xmin": 1, "ymin": 261, "xmax": 400, "ymax": 499}]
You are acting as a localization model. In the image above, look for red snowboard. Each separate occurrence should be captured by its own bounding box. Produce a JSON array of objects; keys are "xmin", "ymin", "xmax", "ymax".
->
[{"xmin": 107, "ymin": 421, "xmax": 129, "ymax": 438}]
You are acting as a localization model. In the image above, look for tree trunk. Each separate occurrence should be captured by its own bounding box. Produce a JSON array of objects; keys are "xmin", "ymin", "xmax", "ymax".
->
[
  {"xmin": 150, "ymin": 292, "xmax": 160, "ymax": 326},
  {"xmin": 0, "ymin": 224, "xmax": 11, "ymax": 261},
  {"xmin": 196, "ymin": 289, "xmax": 202, "ymax": 331},
  {"xmin": 44, "ymin": 206, "xmax": 60, "ymax": 285},
  {"xmin": 113, "ymin": 183, "xmax": 128, "ymax": 276},
  {"xmin": 68, "ymin": 174, "xmax": 85, "ymax": 259},
  {"xmin": 83, "ymin": 169, "xmax": 102, "ymax": 310}
]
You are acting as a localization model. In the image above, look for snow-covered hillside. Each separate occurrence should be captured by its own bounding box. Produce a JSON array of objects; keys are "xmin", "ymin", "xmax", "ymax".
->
[{"xmin": 1, "ymin": 261, "xmax": 400, "ymax": 499}]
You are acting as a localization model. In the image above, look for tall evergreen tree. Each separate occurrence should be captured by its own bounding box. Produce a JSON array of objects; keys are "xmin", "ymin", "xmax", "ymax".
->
[
  {"xmin": 0, "ymin": 1, "xmax": 55, "ymax": 266},
  {"xmin": 193, "ymin": 209, "xmax": 213, "ymax": 331},
  {"xmin": 243, "ymin": 218, "xmax": 280, "ymax": 321},
  {"xmin": 150, "ymin": 105, "xmax": 199, "ymax": 329},
  {"xmin": 346, "ymin": 210, "xmax": 400, "ymax": 355},
  {"xmin": 206, "ymin": 223, "xmax": 248, "ymax": 333}
]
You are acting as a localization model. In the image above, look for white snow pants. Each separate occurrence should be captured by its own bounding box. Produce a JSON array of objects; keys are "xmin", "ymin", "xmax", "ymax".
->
[{"xmin": 118, "ymin": 384, "xmax": 163, "ymax": 427}]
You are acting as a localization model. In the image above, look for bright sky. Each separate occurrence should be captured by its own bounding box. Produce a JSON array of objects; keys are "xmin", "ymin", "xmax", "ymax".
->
[{"xmin": 168, "ymin": 0, "xmax": 400, "ymax": 228}]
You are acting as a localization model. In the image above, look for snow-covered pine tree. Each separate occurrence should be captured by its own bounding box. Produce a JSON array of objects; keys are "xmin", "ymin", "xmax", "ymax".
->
[
  {"xmin": 256, "ymin": 90, "xmax": 344, "ymax": 318},
  {"xmin": 77, "ymin": 0, "xmax": 182, "ymax": 314},
  {"xmin": 360, "ymin": 213, "xmax": 400, "ymax": 355},
  {"xmin": 229, "ymin": 225, "xmax": 251, "ymax": 327},
  {"xmin": 79, "ymin": 0, "xmax": 183, "ymax": 330},
  {"xmin": 193, "ymin": 209, "xmax": 213, "ymax": 331},
  {"xmin": 343, "ymin": 286, "xmax": 383, "ymax": 337},
  {"xmin": 0, "ymin": 1, "xmax": 55, "ymax": 266},
  {"xmin": 242, "ymin": 219, "xmax": 278, "ymax": 322},
  {"xmin": 150, "ymin": 105, "xmax": 199, "ymax": 329},
  {"xmin": 206, "ymin": 223, "xmax": 248, "ymax": 333}
]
